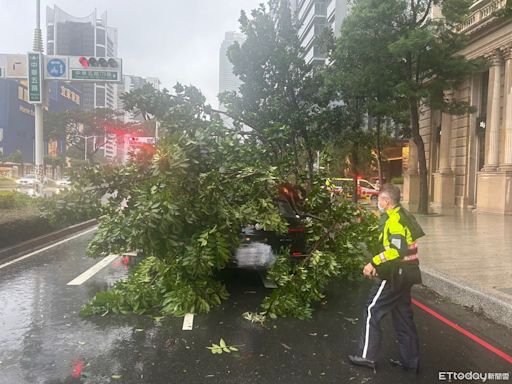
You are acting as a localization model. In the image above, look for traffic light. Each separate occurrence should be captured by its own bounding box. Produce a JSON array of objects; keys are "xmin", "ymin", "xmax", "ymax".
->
[{"xmin": 78, "ymin": 56, "xmax": 119, "ymax": 69}]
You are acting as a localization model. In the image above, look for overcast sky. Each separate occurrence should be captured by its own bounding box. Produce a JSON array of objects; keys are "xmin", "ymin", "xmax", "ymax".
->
[{"xmin": 0, "ymin": 1, "xmax": 262, "ymax": 106}]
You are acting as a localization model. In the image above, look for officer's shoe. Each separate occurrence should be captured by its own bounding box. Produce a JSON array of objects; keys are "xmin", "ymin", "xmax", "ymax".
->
[
  {"xmin": 348, "ymin": 355, "xmax": 376, "ymax": 369},
  {"xmin": 389, "ymin": 359, "xmax": 419, "ymax": 374}
]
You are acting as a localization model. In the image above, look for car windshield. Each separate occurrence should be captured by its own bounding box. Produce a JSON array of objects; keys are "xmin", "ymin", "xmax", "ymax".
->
[{"xmin": 360, "ymin": 181, "xmax": 374, "ymax": 189}]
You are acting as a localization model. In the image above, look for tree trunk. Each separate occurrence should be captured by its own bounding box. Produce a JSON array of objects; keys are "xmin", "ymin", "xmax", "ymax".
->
[
  {"xmin": 351, "ymin": 144, "xmax": 359, "ymax": 203},
  {"xmin": 300, "ymin": 126, "xmax": 315, "ymax": 191},
  {"xmin": 376, "ymin": 115, "xmax": 383, "ymax": 185},
  {"xmin": 409, "ymin": 98, "xmax": 429, "ymax": 214},
  {"xmin": 291, "ymin": 134, "xmax": 300, "ymax": 183}
]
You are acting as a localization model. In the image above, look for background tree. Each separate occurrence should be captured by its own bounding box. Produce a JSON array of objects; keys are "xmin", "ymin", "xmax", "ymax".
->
[
  {"xmin": 220, "ymin": 0, "xmax": 329, "ymax": 189},
  {"xmin": 390, "ymin": 0, "xmax": 482, "ymax": 213},
  {"xmin": 2, "ymin": 149, "xmax": 24, "ymax": 164},
  {"xmin": 330, "ymin": 0, "xmax": 481, "ymax": 213},
  {"xmin": 44, "ymin": 108, "xmax": 129, "ymax": 164}
]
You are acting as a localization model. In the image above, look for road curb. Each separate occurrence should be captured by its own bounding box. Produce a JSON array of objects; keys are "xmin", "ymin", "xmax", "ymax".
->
[
  {"xmin": 0, "ymin": 219, "xmax": 97, "ymax": 262},
  {"xmin": 420, "ymin": 266, "xmax": 512, "ymax": 329}
]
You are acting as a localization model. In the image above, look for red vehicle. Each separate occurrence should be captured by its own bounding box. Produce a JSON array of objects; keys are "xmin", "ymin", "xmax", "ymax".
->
[{"xmin": 326, "ymin": 177, "xmax": 380, "ymax": 201}]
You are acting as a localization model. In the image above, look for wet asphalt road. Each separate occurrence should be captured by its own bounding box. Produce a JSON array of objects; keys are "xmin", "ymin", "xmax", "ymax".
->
[{"xmin": 0, "ymin": 231, "xmax": 510, "ymax": 384}]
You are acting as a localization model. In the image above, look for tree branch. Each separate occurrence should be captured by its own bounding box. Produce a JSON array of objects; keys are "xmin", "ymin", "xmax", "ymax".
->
[{"xmin": 417, "ymin": 0, "xmax": 434, "ymax": 26}]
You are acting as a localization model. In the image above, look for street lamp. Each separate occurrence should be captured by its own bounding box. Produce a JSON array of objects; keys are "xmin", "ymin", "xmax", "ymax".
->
[
  {"xmin": 78, "ymin": 135, "xmax": 103, "ymax": 161},
  {"xmin": 33, "ymin": 0, "xmax": 44, "ymax": 194}
]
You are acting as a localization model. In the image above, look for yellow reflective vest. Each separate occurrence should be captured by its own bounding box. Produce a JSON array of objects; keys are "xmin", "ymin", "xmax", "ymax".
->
[{"xmin": 371, "ymin": 206, "xmax": 416, "ymax": 267}]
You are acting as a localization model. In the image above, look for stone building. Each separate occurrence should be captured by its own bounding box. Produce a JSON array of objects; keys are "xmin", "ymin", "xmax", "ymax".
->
[{"xmin": 404, "ymin": 0, "xmax": 512, "ymax": 215}]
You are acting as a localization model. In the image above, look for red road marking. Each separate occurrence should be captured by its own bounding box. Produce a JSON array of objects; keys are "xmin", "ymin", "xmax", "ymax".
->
[{"xmin": 412, "ymin": 298, "xmax": 512, "ymax": 364}]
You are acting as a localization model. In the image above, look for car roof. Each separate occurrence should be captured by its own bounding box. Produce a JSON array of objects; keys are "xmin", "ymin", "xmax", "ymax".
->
[{"xmin": 329, "ymin": 177, "xmax": 377, "ymax": 188}]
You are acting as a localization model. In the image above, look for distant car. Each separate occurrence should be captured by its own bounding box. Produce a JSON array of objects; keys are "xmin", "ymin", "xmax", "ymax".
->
[
  {"xmin": 15, "ymin": 174, "xmax": 37, "ymax": 186},
  {"xmin": 56, "ymin": 176, "xmax": 71, "ymax": 187},
  {"xmin": 358, "ymin": 179, "xmax": 380, "ymax": 201},
  {"xmin": 326, "ymin": 177, "xmax": 380, "ymax": 201}
]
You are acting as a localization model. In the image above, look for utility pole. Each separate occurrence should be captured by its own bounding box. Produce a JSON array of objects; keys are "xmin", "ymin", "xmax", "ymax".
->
[{"xmin": 33, "ymin": 0, "xmax": 44, "ymax": 194}]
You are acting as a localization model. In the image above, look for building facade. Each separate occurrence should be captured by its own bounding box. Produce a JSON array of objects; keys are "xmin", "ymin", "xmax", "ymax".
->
[
  {"xmin": 46, "ymin": 5, "xmax": 118, "ymax": 111},
  {"xmin": 295, "ymin": 0, "xmax": 329, "ymax": 65},
  {"xmin": 327, "ymin": 0, "xmax": 349, "ymax": 38},
  {"xmin": 404, "ymin": 0, "xmax": 512, "ymax": 215},
  {"xmin": 0, "ymin": 79, "xmax": 81, "ymax": 162},
  {"xmin": 291, "ymin": 0, "xmax": 348, "ymax": 65},
  {"xmin": 218, "ymin": 31, "xmax": 245, "ymax": 106}
]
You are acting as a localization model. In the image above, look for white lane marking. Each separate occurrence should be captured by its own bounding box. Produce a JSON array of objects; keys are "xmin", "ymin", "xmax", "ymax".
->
[
  {"xmin": 0, "ymin": 227, "xmax": 97, "ymax": 271},
  {"xmin": 67, "ymin": 254, "xmax": 119, "ymax": 285},
  {"xmin": 182, "ymin": 313, "xmax": 194, "ymax": 331}
]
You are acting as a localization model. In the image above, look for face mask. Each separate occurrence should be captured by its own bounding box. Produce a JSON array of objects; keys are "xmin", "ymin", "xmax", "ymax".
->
[{"xmin": 378, "ymin": 201, "xmax": 386, "ymax": 213}]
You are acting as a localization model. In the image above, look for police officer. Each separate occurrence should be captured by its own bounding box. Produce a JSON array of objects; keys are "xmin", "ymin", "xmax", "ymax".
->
[{"xmin": 348, "ymin": 183, "xmax": 423, "ymax": 373}]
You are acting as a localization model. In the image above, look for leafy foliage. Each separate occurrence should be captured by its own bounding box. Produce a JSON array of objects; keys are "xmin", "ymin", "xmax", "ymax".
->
[
  {"xmin": 38, "ymin": 174, "xmax": 102, "ymax": 227},
  {"xmin": 2, "ymin": 149, "xmax": 23, "ymax": 163},
  {"xmin": 44, "ymin": 108, "xmax": 135, "ymax": 164},
  {"xmin": 80, "ymin": 80, "xmax": 379, "ymax": 319},
  {"xmin": 262, "ymin": 183, "xmax": 379, "ymax": 319},
  {"xmin": 0, "ymin": 191, "xmax": 34, "ymax": 209},
  {"xmin": 207, "ymin": 339, "xmax": 239, "ymax": 354}
]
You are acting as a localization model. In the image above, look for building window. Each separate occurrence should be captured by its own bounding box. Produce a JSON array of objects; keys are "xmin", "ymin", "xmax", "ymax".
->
[
  {"xmin": 96, "ymin": 46, "xmax": 106, "ymax": 57},
  {"xmin": 18, "ymin": 85, "xmax": 28, "ymax": 102},
  {"xmin": 477, "ymin": 71, "xmax": 489, "ymax": 171},
  {"xmin": 96, "ymin": 87, "xmax": 106, "ymax": 107},
  {"xmin": 96, "ymin": 29, "xmax": 106, "ymax": 44}
]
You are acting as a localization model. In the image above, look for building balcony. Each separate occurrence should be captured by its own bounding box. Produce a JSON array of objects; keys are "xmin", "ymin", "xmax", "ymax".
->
[
  {"xmin": 458, "ymin": 0, "xmax": 508, "ymax": 34},
  {"xmin": 327, "ymin": 0, "xmax": 336, "ymax": 22}
]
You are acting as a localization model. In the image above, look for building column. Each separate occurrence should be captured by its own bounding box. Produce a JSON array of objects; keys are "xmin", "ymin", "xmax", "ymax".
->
[
  {"xmin": 403, "ymin": 139, "xmax": 420, "ymax": 211},
  {"xmin": 431, "ymin": 93, "xmax": 455, "ymax": 214},
  {"xmin": 483, "ymin": 50, "xmax": 502, "ymax": 171},
  {"xmin": 438, "ymin": 100, "xmax": 454, "ymax": 174},
  {"xmin": 499, "ymin": 45, "xmax": 512, "ymax": 171},
  {"xmin": 477, "ymin": 48, "xmax": 512, "ymax": 214}
]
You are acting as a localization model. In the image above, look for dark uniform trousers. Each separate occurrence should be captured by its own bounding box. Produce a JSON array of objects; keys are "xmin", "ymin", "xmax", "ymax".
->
[{"xmin": 357, "ymin": 269, "xmax": 420, "ymax": 369}]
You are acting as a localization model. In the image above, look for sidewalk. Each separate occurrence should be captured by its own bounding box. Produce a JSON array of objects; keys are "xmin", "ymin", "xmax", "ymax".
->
[{"xmin": 415, "ymin": 210, "xmax": 512, "ymax": 328}]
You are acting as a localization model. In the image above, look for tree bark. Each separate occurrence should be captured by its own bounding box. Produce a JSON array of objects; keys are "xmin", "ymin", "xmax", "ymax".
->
[
  {"xmin": 300, "ymin": 127, "xmax": 315, "ymax": 190},
  {"xmin": 376, "ymin": 115, "xmax": 383, "ymax": 185},
  {"xmin": 409, "ymin": 98, "xmax": 429, "ymax": 214},
  {"xmin": 351, "ymin": 144, "xmax": 359, "ymax": 203}
]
